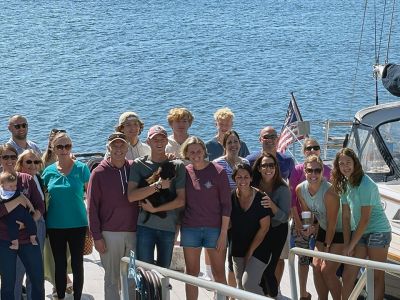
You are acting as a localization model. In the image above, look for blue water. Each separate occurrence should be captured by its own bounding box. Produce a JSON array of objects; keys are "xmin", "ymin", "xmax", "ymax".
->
[{"xmin": 1, "ymin": 1, "xmax": 399, "ymax": 153}]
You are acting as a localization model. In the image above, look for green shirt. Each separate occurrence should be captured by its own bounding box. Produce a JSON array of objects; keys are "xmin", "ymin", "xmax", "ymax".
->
[
  {"xmin": 341, "ymin": 175, "xmax": 391, "ymax": 234},
  {"xmin": 129, "ymin": 158, "xmax": 186, "ymax": 232},
  {"xmin": 42, "ymin": 161, "xmax": 90, "ymax": 229}
]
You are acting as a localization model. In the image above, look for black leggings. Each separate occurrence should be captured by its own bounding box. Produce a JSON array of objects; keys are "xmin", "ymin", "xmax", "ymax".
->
[
  {"xmin": 261, "ymin": 222, "xmax": 288, "ymax": 297},
  {"xmin": 48, "ymin": 227, "xmax": 86, "ymax": 300}
]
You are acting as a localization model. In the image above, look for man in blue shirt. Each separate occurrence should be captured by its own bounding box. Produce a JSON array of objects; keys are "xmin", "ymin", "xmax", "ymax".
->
[{"xmin": 246, "ymin": 126, "xmax": 294, "ymax": 180}]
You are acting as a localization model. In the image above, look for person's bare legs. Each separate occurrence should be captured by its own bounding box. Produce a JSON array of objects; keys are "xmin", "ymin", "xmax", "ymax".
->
[
  {"xmin": 298, "ymin": 263, "xmax": 310, "ymax": 298},
  {"xmin": 207, "ymin": 248, "xmax": 227, "ymax": 284},
  {"xmin": 184, "ymin": 247, "xmax": 202, "ymax": 300},
  {"xmin": 275, "ymin": 259, "xmax": 285, "ymax": 286},
  {"xmin": 368, "ymin": 246, "xmax": 389, "ymax": 300},
  {"xmin": 320, "ymin": 243, "xmax": 344, "ymax": 300},
  {"xmin": 342, "ymin": 246, "xmax": 367, "ymax": 300},
  {"xmin": 204, "ymin": 250, "xmax": 214, "ymax": 280}
]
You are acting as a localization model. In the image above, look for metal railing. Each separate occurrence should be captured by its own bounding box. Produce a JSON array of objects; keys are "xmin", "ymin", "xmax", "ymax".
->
[
  {"xmin": 120, "ymin": 257, "xmax": 272, "ymax": 300},
  {"xmin": 288, "ymin": 247, "xmax": 400, "ymax": 300}
]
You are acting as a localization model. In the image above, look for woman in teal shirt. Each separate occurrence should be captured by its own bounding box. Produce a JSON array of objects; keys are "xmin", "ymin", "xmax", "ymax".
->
[
  {"xmin": 332, "ymin": 148, "xmax": 391, "ymax": 300},
  {"xmin": 42, "ymin": 132, "xmax": 90, "ymax": 300}
]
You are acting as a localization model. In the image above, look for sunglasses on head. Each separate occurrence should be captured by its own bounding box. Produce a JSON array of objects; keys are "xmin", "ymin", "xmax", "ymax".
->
[
  {"xmin": 1, "ymin": 155, "xmax": 18, "ymax": 160},
  {"xmin": 305, "ymin": 145, "xmax": 320, "ymax": 151},
  {"xmin": 25, "ymin": 160, "xmax": 41, "ymax": 165},
  {"xmin": 262, "ymin": 134, "xmax": 278, "ymax": 140},
  {"xmin": 260, "ymin": 162, "xmax": 276, "ymax": 169},
  {"xmin": 305, "ymin": 168, "xmax": 322, "ymax": 175},
  {"xmin": 55, "ymin": 144, "xmax": 72, "ymax": 151},
  {"xmin": 13, "ymin": 123, "xmax": 27, "ymax": 129},
  {"xmin": 51, "ymin": 129, "xmax": 66, "ymax": 134}
]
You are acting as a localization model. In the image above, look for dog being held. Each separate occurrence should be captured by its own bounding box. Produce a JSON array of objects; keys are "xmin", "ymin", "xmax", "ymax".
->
[{"xmin": 138, "ymin": 160, "xmax": 177, "ymax": 223}]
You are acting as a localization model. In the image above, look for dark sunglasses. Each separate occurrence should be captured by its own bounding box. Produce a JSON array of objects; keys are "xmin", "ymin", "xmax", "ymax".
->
[
  {"xmin": 55, "ymin": 144, "xmax": 72, "ymax": 151},
  {"xmin": 25, "ymin": 160, "xmax": 42, "ymax": 165},
  {"xmin": 305, "ymin": 145, "xmax": 320, "ymax": 151},
  {"xmin": 260, "ymin": 162, "xmax": 276, "ymax": 169},
  {"xmin": 1, "ymin": 155, "xmax": 18, "ymax": 160},
  {"xmin": 51, "ymin": 129, "xmax": 66, "ymax": 134},
  {"xmin": 262, "ymin": 134, "xmax": 278, "ymax": 140},
  {"xmin": 305, "ymin": 168, "xmax": 322, "ymax": 175},
  {"xmin": 13, "ymin": 123, "xmax": 27, "ymax": 129}
]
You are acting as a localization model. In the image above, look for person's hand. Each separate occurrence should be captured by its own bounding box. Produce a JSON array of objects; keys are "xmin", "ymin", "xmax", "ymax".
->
[
  {"xmin": 94, "ymin": 239, "xmax": 107, "ymax": 254},
  {"xmin": 216, "ymin": 231, "xmax": 227, "ymax": 252},
  {"xmin": 32, "ymin": 210, "xmax": 41, "ymax": 221},
  {"xmin": 159, "ymin": 178, "xmax": 171, "ymax": 189},
  {"xmin": 244, "ymin": 250, "xmax": 253, "ymax": 265},
  {"xmin": 261, "ymin": 194, "xmax": 276, "ymax": 211},
  {"xmin": 19, "ymin": 195, "xmax": 34, "ymax": 212},
  {"xmin": 141, "ymin": 200, "xmax": 157, "ymax": 213},
  {"xmin": 343, "ymin": 244, "xmax": 354, "ymax": 256},
  {"xmin": 302, "ymin": 225, "xmax": 316, "ymax": 237},
  {"xmin": 16, "ymin": 220, "xmax": 25, "ymax": 230}
]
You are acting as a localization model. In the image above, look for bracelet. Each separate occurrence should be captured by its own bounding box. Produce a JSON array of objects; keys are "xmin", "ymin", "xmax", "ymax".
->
[{"xmin": 323, "ymin": 242, "xmax": 331, "ymax": 249}]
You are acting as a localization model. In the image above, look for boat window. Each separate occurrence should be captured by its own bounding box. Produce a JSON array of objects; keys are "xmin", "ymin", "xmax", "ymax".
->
[
  {"xmin": 379, "ymin": 121, "xmax": 400, "ymax": 168},
  {"xmin": 348, "ymin": 128, "xmax": 390, "ymax": 174}
]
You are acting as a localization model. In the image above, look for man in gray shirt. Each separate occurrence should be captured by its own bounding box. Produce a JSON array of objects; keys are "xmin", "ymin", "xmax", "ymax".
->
[{"xmin": 7, "ymin": 115, "xmax": 41, "ymax": 155}]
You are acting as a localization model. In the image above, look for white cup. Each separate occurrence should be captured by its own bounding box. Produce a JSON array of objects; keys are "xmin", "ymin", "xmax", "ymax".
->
[{"xmin": 301, "ymin": 211, "xmax": 312, "ymax": 229}]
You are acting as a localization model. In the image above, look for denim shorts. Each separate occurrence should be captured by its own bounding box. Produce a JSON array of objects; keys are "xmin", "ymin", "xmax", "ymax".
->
[
  {"xmin": 358, "ymin": 232, "xmax": 391, "ymax": 248},
  {"xmin": 180, "ymin": 227, "xmax": 220, "ymax": 248}
]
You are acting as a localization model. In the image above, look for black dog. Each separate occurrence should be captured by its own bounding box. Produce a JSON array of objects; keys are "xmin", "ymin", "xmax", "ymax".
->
[{"xmin": 138, "ymin": 161, "xmax": 176, "ymax": 223}]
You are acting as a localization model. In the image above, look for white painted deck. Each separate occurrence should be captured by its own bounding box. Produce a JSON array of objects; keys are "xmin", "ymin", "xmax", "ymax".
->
[{"xmin": 44, "ymin": 246, "xmax": 318, "ymax": 300}]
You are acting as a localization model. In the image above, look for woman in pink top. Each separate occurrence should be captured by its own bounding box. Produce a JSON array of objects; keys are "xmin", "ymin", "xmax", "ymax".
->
[{"xmin": 180, "ymin": 136, "xmax": 231, "ymax": 300}]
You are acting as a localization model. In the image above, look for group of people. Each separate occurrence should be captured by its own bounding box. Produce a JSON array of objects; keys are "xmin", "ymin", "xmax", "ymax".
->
[{"xmin": 0, "ymin": 108, "xmax": 392, "ymax": 300}]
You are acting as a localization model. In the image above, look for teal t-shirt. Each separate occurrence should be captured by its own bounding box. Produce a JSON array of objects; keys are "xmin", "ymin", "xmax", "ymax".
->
[
  {"xmin": 42, "ymin": 160, "xmax": 90, "ymax": 229},
  {"xmin": 341, "ymin": 175, "xmax": 391, "ymax": 234}
]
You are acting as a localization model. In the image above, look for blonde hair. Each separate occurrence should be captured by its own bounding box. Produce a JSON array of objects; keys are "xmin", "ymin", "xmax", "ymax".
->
[
  {"xmin": 51, "ymin": 132, "xmax": 72, "ymax": 149},
  {"xmin": 16, "ymin": 149, "xmax": 43, "ymax": 173},
  {"xmin": 42, "ymin": 129, "xmax": 66, "ymax": 167},
  {"xmin": 167, "ymin": 108, "xmax": 194, "ymax": 125},
  {"xmin": 214, "ymin": 107, "xmax": 234, "ymax": 121},
  {"xmin": 181, "ymin": 136, "xmax": 208, "ymax": 160}
]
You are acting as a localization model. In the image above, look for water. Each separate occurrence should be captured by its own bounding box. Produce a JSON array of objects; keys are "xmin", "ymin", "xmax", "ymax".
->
[{"xmin": 1, "ymin": 0, "xmax": 399, "ymax": 153}]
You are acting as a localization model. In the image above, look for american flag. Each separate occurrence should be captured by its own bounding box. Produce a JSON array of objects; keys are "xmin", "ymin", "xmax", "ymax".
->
[{"xmin": 277, "ymin": 93, "xmax": 305, "ymax": 153}]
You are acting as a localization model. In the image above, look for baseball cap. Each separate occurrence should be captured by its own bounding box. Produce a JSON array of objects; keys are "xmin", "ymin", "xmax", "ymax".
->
[
  {"xmin": 107, "ymin": 132, "xmax": 127, "ymax": 144},
  {"xmin": 147, "ymin": 125, "xmax": 168, "ymax": 140}
]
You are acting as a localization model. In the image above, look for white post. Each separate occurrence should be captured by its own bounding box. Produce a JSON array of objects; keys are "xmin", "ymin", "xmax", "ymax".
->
[
  {"xmin": 288, "ymin": 250, "xmax": 298, "ymax": 300},
  {"xmin": 366, "ymin": 268, "xmax": 375, "ymax": 300}
]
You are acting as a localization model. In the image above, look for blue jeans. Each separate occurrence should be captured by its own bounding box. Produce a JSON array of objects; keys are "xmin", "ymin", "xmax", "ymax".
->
[
  {"xmin": 136, "ymin": 225, "xmax": 175, "ymax": 268},
  {"xmin": 15, "ymin": 217, "xmax": 46, "ymax": 300},
  {"xmin": 0, "ymin": 240, "xmax": 44, "ymax": 300}
]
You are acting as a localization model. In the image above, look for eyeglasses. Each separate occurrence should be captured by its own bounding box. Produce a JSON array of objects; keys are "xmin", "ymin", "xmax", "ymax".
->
[
  {"xmin": 305, "ymin": 145, "xmax": 320, "ymax": 151},
  {"xmin": 305, "ymin": 168, "xmax": 322, "ymax": 175},
  {"xmin": 262, "ymin": 134, "xmax": 278, "ymax": 140},
  {"xmin": 25, "ymin": 160, "xmax": 42, "ymax": 165},
  {"xmin": 55, "ymin": 144, "xmax": 72, "ymax": 151},
  {"xmin": 1, "ymin": 155, "xmax": 18, "ymax": 160},
  {"xmin": 13, "ymin": 123, "xmax": 27, "ymax": 129},
  {"xmin": 260, "ymin": 163, "xmax": 276, "ymax": 169}
]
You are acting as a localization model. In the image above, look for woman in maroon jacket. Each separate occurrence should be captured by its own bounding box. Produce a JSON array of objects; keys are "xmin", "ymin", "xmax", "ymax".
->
[{"xmin": 0, "ymin": 144, "xmax": 45, "ymax": 300}]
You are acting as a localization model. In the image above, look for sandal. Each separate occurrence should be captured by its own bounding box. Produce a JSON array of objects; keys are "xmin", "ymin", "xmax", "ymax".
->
[{"xmin": 66, "ymin": 282, "xmax": 73, "ymax": 294}]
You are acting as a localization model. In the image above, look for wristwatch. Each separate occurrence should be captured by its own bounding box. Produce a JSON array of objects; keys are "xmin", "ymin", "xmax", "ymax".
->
[{"xmin": 154, "ymin": 181, "xmax": 162, "ymax": 192}]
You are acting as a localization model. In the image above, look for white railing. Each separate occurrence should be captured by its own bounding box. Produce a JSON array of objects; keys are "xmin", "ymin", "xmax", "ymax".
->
[
  {"xmin": 288, "ymin": 247, "xmax": 400, "ymax": 300},
  {"xmin": 120, "ymin": 257, "xmax": 272, "ymax": 300}
]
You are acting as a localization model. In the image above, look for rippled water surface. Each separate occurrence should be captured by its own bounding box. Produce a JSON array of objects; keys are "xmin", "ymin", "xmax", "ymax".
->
[{"xmin": 1, "ymin": 1, "xmax": 399, "ymax": 153}]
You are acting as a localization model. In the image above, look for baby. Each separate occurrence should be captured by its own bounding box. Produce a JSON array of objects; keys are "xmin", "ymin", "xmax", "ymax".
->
[{"xmin": 0, "ymin": 172, "xmax": 37, "ymax": 250}]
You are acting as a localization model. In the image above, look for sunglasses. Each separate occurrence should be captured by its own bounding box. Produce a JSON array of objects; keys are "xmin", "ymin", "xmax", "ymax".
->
[
  {"xmin": 305, "ymin": 168, "xmax": 322, "ymax": 175},
  {"xmin": 51, "ymin": 129, "xmax": 66, "ymax": 134},
  {"xmin": 305, "ymin": 145, "xmax": 320, "ymax": 151},
  {"xmin": 25, "ymin": 160, "xmax": 42, "ymax": 165},
  {"xmin": 260, "ymin": 162, "xmax": 276, "ymax": 169},
  {"xmin": 13, "ymin": 123, "xmax": 27, "ymax": 129},
  {"xmin": 55, "ymin": 144, "xmax": 72, "ymax": 151},
  {"xmin": 1, "ymin": 155, "xmax": 18, "ymax": 160},
  {"xmin": 262, "ymin": 134, "xmax": 278, "ymax": 140}
]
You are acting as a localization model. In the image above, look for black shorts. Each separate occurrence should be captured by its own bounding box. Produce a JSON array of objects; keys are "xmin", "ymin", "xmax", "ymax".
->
[{"xmin": 316, "ymin": 227, "xmax": 344, "ymax": 244}]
